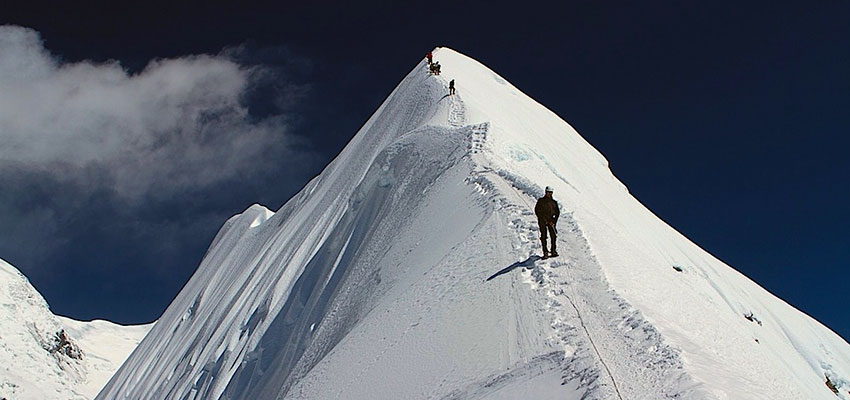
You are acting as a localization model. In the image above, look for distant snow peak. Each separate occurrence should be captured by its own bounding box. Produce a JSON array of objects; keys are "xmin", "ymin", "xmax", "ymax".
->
[{"xmin": 0, "ymin": 258, "xmax": 152, "ymax": 400}]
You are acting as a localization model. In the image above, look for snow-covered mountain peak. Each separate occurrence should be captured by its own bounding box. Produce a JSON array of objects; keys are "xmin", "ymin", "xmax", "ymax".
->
[
  {"xmin": 1, "ymin": 257, "xmax": 84, "ymax": 378},
  {"xmin": 0, "ymin": 257, "xmax": 153, "ymax": 400},
  {"xmin": 98, "ymin": 48, "xmax": 850, "ymax": 400}
]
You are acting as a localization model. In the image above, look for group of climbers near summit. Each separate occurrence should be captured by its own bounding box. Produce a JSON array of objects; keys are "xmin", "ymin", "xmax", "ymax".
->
[
  {"xmin": 427, "ymin": 50, "xmax": 558, "ymax": 260},
  {"xmin": 426, "ymin": 50, "xmax": 453, "ymax": 95},
  {"xmin": 427, "ymin": 51, "xmax": 442, "ymax": 75}
]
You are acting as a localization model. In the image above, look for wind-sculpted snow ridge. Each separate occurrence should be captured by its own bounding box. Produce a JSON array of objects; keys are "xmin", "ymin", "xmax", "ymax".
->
[
  {"xmin": 0, "ymin": 258, "xmax": 152, "ymax": 400},
  {"xmin": 99, "ymin": 48, "xmax": 850, "ymax": 400},
  {"xmin": 468, "ymin": 163, "xmax": 699, "ymax": 400}
]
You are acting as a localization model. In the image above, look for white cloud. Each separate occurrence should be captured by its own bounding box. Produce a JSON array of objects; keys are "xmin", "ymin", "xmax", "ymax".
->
[{"xmin": 0, "ymin": 25, "xmax": 308, "ymax": 200}]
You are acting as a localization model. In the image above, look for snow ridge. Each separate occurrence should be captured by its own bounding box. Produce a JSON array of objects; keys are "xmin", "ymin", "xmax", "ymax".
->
[
  {"xmin": 98, "ymin": 48, "xmax": 850, "ymax": 400},
  {"xmin": 464, "ymin": 116, "xmax": 700, "ymax": 399}
]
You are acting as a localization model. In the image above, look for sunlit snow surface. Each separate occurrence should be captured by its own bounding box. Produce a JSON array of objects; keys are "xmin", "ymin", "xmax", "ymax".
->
[
  {"xmin": 98, "ymin": 48, "xmax": 849, "ymax": 400},
  {"xmin": 0, "ymin": 258, "xmax": 152, "ymax": 400}
]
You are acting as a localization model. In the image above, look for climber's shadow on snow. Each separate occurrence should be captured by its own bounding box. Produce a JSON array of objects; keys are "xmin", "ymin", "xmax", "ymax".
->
[
  {"xmin": 438, "ymin": 94, "xmax": 451, "ymax": 102},
  {"xmin": 486, "ymin": 255, "xmax": 541, "ymax": 281}
]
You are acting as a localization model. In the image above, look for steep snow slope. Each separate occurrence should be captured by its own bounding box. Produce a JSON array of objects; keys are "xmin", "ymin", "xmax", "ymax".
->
[
  {"xmin": 0, "ymin": 258, "xmax": 152, "ymax": 400},
  {"xmin": 98, "ymin": 48, "xmax": 850, "ymax": 400}
]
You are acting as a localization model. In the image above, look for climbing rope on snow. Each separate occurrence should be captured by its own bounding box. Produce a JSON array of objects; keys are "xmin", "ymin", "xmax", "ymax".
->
[
  {"xmin": 564, "ymin": 295, "xmax": 625, "ymax": 400},
  {"xmin": 452, "ymin": 69, "xmax": 625, "ymax": 398}
]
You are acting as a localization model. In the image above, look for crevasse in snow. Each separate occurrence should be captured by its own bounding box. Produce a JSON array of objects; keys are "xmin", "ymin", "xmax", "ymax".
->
[{"xmin": 97, "ymin": 48, "xmax": 850, "ymax": 400}]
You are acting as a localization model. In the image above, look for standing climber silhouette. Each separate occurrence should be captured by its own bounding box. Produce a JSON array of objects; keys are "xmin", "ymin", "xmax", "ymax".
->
[
  {"xmin": 535, "ymin": 186, "xmax": 559, "ymax": 258},
  {"xmin": 427, "ymin": 51, "xmax": 433, "ymax": 66},
  {"xmin": 449, "ymin": 79, "xmax": 456, "ymax": 95}
]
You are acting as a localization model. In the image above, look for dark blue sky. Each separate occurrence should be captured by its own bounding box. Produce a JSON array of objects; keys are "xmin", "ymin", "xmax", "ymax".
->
[{"xmin": 2, "ymin": 1, "xmax": 848, "ymax": 340}]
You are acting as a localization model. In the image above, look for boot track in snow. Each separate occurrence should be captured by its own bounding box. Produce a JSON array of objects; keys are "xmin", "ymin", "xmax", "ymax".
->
[{"xmin": 453, "ymin": 92, "xmax": 703, "ymax": 399}]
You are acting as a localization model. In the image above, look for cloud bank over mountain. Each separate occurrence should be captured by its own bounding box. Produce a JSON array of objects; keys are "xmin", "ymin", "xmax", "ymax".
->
[
  {"xmin": 0, "ymin": 26, "xmax": 318, "ymax": 319},
  {"xmin": 0, "ymin": 24, "xmax": 308, "ymax": 200}
]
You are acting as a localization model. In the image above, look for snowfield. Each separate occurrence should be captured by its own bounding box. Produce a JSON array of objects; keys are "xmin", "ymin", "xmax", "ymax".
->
[
  {"xmin": 97, "ymin": 48, "xmax": 849, "ymax": 400},
  {"xmin": 0, "ymin": 258, "xmax": 152, "ymax": 400}
]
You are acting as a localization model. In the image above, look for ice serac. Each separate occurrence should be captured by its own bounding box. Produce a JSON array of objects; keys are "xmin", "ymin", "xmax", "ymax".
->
[
  {"xmin": 97, "ymin": 48, "xmax": 850, "ymax": 400},
  {"xmin": 0, "ymin": 258, "xmax": 152, "ymax": 400}
]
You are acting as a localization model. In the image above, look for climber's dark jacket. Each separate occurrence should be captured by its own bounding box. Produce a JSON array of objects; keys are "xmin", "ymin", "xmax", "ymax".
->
[{"xmin": 535, "ymin": 196, "xmax": 559, "ymax": 223}]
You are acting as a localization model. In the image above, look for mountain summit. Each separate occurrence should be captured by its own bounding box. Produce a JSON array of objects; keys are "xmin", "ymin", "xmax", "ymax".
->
[{"xmin": 97, "ymin": 48, "xmax": 850, "ymax": 400}]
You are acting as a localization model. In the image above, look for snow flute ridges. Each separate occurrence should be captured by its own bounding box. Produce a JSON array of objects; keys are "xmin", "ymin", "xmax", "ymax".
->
[{"xmin": 98, "ymin": 48, "xmax": 850, "ymax": 400}]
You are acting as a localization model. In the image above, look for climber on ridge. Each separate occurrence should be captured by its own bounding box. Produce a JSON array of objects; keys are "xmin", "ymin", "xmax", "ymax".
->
[
  {"xmin": 449, "ymin": 79, "xmax": 456, "ymax": 95},
  {"xmin": 427, "ymin": 51, "xmax": 433, "ymax": 66},
  {"xmin": 535, "ymin": 186, "xmax": 559, "ymax": 259}
]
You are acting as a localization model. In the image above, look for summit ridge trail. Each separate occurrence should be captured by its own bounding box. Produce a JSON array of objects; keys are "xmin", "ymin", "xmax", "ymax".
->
[{"xmin": 455, "ymin": 91, "xmax": 709, "ymax": 399}]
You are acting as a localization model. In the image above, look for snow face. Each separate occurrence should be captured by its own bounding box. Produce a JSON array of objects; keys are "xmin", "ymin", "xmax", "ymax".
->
[
  {"xmin": 0, "ymin": 258, "xmax": 152, "ymax": 400},
  {"xmin": 98, "ymin": 48, "xmax": 850, "ymax": 400}
]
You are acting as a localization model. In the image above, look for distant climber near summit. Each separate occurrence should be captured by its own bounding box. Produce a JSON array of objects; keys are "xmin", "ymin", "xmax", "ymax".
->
[{"xmin": 535, "ymin": 186, "xmax": 559, "ymax": 259}]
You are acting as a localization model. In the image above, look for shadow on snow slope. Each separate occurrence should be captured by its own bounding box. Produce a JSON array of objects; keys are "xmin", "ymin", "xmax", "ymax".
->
[{"xmin": 486, "ymin": 255, "xmax": 541, "ymax": 282}]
